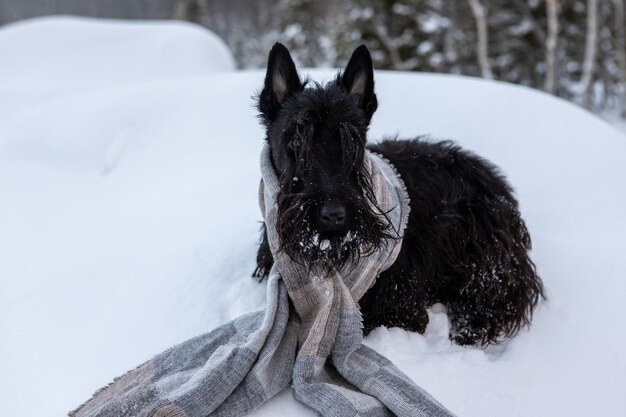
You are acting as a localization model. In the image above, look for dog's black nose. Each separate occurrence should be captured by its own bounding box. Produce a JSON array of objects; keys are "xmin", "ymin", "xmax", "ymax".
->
[{"xmin": 319, "ymin": 202, "xmax": 346, "ymax": 228}]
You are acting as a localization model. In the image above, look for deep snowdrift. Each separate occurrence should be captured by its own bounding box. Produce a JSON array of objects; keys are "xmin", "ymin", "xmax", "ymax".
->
[
  {"xmin": 1, "ymin": 18, "xmax": 625, "ymax": 417},
  {"xmin": 0, "ymin": 16, "xmax": 235, "ymax": 122}
]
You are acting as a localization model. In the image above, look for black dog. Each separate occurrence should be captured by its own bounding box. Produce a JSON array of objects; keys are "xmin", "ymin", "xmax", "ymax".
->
[{"xmin": 253, "ymin": 43, "xmax": 544, "ymax": 346}]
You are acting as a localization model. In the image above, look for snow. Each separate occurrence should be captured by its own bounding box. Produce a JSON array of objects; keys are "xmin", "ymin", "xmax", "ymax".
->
[
  {"xmin": 1, "ymin": 17, "xmax": 626, "ymax": 417},
  {"xmin": 0, "ymin": 16, "xmax": 234, "ymax": 121}
]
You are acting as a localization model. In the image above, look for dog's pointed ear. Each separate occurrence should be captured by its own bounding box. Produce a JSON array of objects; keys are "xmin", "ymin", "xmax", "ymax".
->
[
  {"xmin": 258, "ymin": 43, "xmax": 303, "ymax": 123},
  {"xmin": 341, "ymin": 45, "xmax": 377, "ymax": 121}
]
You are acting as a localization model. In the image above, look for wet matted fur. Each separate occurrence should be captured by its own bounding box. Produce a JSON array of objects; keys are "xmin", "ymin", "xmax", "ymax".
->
[{"xmin": 254, "ymin": 43, "xmax": 544, "ymax": 346}]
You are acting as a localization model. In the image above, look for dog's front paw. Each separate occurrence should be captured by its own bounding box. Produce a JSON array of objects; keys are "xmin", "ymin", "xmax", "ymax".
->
[{"xmin": 252, "ymin": 265, "xmax": 271, "ymax": 281}]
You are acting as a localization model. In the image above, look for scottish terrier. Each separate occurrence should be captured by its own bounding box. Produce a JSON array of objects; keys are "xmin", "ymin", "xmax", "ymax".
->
[{"xmin": 253, "ymin": 43, "xmax": 544, "ymax": 346}]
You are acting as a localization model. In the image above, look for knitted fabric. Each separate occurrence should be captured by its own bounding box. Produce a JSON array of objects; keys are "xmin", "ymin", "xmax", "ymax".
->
[{"xmin": 69, "ymin": 145, "xmax": 456, "ymax": 417}]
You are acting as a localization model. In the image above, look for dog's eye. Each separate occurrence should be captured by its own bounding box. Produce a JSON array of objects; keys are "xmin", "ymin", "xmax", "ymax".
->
[{"xmin": 289, "ymin": 138, "xmax": 301, "ymax": 151}]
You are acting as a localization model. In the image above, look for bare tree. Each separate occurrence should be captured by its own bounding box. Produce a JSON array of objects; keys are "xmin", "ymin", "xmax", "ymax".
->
[
  {"xmin": 467, "ymin": 0, "xmax": 493, "ymax": 79},
  {"xmin": 173, "ymin": 0, "xmax": 208, "ymax": 25},
  {"xmin": 613, "ymin": 0, "xmax": 626, "ymax": 117},
  {"xmin": 544, "ymin": 0, "xmax": 560, "ymax": 93},
  {"xmin": 371, "ymin": 21, "xmax": 404, "ymax": 70},
  {"xmin": 580, "ymin": 0, "xmax": 599, "ymax": 109}
]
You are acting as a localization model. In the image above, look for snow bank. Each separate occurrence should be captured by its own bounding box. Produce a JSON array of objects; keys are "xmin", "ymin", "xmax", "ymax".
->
[
  {"xmin": 0, "ymin": 16, "xmax": 235, "ymax": 119},
  {"xmin": 1, "ymin": 18, "xmax": 626, "ymax": 417}
]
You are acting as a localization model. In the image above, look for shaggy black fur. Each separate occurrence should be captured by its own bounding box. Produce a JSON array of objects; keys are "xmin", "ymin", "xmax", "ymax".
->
[{"xmin": 253, "ymin": 43, "xmax": 545, "ymax": 346}]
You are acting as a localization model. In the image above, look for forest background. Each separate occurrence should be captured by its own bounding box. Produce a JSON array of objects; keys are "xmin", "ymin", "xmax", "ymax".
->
[{"xmin": 2, "ymin": 0, "xmax": 624, "ymax": 119}]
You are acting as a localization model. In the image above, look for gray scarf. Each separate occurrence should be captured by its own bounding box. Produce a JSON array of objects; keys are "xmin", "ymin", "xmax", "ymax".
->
[{"xmin": 70, "ymin": 145, "xmax": 456, "ymax": 417}]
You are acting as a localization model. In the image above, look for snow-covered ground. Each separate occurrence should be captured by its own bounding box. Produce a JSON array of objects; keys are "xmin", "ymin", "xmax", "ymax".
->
[
  {"xmin": 1, "ymin": 17, "xmax": 625, "ymax": 417},
  {"xmin": 603, "ymin": 108, "xmax": 626, "ymax": 136}
]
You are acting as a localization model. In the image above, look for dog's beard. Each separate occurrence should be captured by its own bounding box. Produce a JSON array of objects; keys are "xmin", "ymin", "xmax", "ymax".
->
[
  {"xmin": 272, "ymin": 121, "xmax": 396, "ymax": 272},
  {"xmin": 275, "ymin": 189, "xmax": 393, "ymax": 273}
]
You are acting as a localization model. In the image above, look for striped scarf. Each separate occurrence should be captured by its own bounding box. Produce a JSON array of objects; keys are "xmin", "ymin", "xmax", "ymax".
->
[{"xmin": 69, "ymin": 145, "xmax": 456, "ymax": 417}]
